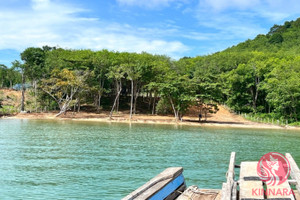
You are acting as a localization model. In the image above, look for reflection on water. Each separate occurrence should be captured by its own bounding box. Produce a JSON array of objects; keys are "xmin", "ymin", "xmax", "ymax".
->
[{"xmin": 0, "ymin": 119, "xmax": 299, "ymax": 199}]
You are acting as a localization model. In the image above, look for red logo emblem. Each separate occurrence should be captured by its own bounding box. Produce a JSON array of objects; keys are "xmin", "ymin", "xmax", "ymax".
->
[{"xmin": 257, "ymin": 152, "xmax": 290, "ymax": 186}]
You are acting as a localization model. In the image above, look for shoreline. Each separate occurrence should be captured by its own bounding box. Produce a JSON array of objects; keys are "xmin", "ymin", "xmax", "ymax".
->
[{"xmin": 3, "ymin": 112, "xmax": 300, "ymax": 131}]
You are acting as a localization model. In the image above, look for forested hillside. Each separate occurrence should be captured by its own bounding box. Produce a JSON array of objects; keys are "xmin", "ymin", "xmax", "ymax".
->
[
  {"xmin": 227, "ymin": 17, "xmax": 300, "ymax": 54},
  {"xmin": 1, "ymin": 18, "xmax": 300, "ymax": 123}
]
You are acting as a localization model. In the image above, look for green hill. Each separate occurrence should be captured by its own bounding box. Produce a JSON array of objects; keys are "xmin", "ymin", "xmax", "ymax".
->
[
  {"xmin": 187, "ymin": 17, "xmax": 300, "ymax": 123},
  {"xmin": 2, "ymin": 18, "xmax": 300, "ymax": 124},
  {"xmin": 226, "ymin": 17, "xmax": 300, "ymax": 54}
]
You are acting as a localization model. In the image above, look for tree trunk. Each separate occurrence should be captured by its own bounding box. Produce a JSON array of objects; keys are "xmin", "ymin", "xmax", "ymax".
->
[
  {"xmin": 129, "ymin": 79, "xmax": 134, "ymax": 120},
  {"xmin": 94, "ymin": 94, "xmax": 98, "ymax": 108},
  {"xmin": 54, "ymin": 88, "xmax": 78, "ymax": 117},
  {"xmin": 10, "ymin": 80, "xmax": 12, "ymax": 89},
  {"xmin": 148, "ymin": 92, "xmax": 152, "ymax": 110},
  {"xmin": 98, "ymin": 93, "xmax": 102, "ymax": 110},
  {"xmin": 77, "ymin": 97, "xmax": 81, "ymax": 112},
  {"xmin": 133, "ymin": 83, "xmax": 139, "ymax": 114},
  {"xmin": 55, "ymin": 97, "xmax": 71, "ymax": 117},
  {"xmin": 250, "ymin": 76, "xmax": 259, "ymax": 111},
  {"xmin": 109, "ymin": 81, "xmax": 122, "ymax": 118},
  {"xmin": 34, "ymin": 80, "xmax": 37, "ymax": 112},
  {"xmin": 170, "ymin": 97, "xmax": 178, "ymax": 121},
  {"xmin": 152, "ymin": 92, "xmax": 156, "ymax": 115},
  {"xmin": 20, "ymin": 72, "xmax": 25, "ymax": 112},
  {"xmin": 116, "ymin": 80, "xmax": 120, "ymax": 112},
  {"xmin": 97, "ymin": 78, "xmax": 105, "ymax": 110},
  {"xmin": 73, "ymin": 99, "xmax": 77, "ymax": 112}
]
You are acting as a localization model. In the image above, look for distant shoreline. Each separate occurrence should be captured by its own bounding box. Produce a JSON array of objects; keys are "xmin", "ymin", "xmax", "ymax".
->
[{"xmin": 3, "ymin": 112, "xmax": 300, "ymax": 131}]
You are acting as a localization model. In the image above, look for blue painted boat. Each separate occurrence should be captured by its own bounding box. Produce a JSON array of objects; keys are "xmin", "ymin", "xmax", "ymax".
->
[{"xmin": 122, "ymin": 167, "xmax": 186, "ymax": 200}]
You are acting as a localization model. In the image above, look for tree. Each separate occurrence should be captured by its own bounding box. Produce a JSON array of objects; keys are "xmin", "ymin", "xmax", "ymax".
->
[
  {"xmin": 0, "ymin": 64, "xmax": 21, "ymax": 88},
  {"xmin": 12, "ymin": 61, "xmax": 26, "ymax": 112},
  {"xmin": 269, "ymin": 33, "xmax": 283, "ymax": 44},
  {"xmin": 0, "ymin": 65, "xmax": 8, "ymax": 88},
  {"xmin": 92, "ymin": 50, "xmax": 112, "ymax": 110},
  {"xmin": 6, "ymin": 67, "xmax": 21, "ymax": 89},
  {"xmin": 157, "ymin": 74, "xmax": 196, "ymax": 120},
  {"xmin": 106, "ymin": 57, "xmax": 125, "ymax": 118},
  {"xmin": 21, "ymin": 47, "xmax": 47, "ymax": 111},
  {"xmin": 152, "ymin": 59, "xmax": 197, "ymax": 121},
  {"xmin": 122, "ymin": 52, "xmax": 141, "ymax": 119},
  {"xmin": 145, "ymin": 55, "xmax": 172, "ymax": 114},
  {"xmin": 265, "ymin": 58, "xmax": 300, "ymax": 121},
  {"xmin": 40, "ymin": 69, "xmax": 89, "ymax": 117}
]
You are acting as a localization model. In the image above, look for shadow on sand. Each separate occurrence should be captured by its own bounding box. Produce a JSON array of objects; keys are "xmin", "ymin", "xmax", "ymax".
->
[{"xmin": 184, "ymin": 119, "xmax": 245, "ymax": 125}]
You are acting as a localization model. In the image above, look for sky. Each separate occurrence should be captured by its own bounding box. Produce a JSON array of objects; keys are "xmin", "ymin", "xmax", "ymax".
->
[{"xmin": 1, "ymin": 0, "xmax": 300, "ymax": 66}]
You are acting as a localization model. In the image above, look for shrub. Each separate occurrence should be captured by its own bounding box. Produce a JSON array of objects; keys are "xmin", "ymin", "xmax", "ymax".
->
[{"xmin": 156, "ymin": 98, "xmax": 173, "ymax": 115}]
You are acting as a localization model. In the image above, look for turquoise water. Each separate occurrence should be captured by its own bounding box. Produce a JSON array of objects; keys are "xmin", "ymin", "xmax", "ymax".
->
[{"xmin": 0, "ymin": 119, "xmax": 300, "ymax": 199}]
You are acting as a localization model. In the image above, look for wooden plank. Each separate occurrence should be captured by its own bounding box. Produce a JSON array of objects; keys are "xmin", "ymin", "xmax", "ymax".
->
[
  {"xmin": 262, "ymin": 154, "xmax": 294, "ymax": 200},
  {"xmin": 265, "ymin": 180, "xmax": 295, "ymax": 200},
  {"xmin": 286, "ymin": 153, "xmax": 300, "ymax": 196},
  {"xmin": 122, "ymin": 167, "xmax": 183, "ymax": 200},
  {"xmin": 148, "ymin": 174, "xmax": 184, "ymax": 200},
  {"xmin": 231, "ymin": 181, "xmax": 237, "ymax": 200},
  {"xmin": 227, "ymin": 152, "xmax": 236, "ymax": 183},
  {"xmin": 239, "ymin": 162, "xmax": 264, "ymax": 200},
  {"xmin": 222, "ymin": 183, "xmax": 229, "ymax": 200},
  {"xmin": 222, "ymin": 152, "xmax": 236, "ymax": 200},
  {"xmin": 294, "ymin": 190, "xmax": 300, "ymax": 200}
]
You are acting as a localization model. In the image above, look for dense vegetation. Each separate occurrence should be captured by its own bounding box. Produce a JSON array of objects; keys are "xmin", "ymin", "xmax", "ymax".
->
[{"xmin": 1, "ymin": 18, "xmax": 300, "ymax": 123}]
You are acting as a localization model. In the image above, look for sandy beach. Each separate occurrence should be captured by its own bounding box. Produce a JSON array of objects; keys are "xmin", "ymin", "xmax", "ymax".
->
[{"xmin": 4, "ymin": 105, "xmax": 300, "ymax": 130}]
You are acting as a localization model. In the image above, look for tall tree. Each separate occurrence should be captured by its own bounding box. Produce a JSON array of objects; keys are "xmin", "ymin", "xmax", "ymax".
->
[
  {"xmin": 106, "ymin": 55, "xmax": 125, "ymax": 118},
  {"xmin": 12, "ymin": 61, "xmax": 26, "ymax": 112},
  {"xmin": 0, "ymin": 65, "xmax": 7, "ymax": 88},
  {"xmin": 21, "ymin": 47, "xmax": 46, "ymax": 111},
  {"xmin": 92, "ymin": 50, "xmax": 112, "ymax": 110},
  {"xmin": 40, "ymin": 69, "xmax": 89, "ymax": 117},
  {"xmin": 122, "ymin": 52, "xmax": 140, "ymax": 119},
  {"xmin": 265, "ymin": 57, "xmax": 300, "ymax": 121}
]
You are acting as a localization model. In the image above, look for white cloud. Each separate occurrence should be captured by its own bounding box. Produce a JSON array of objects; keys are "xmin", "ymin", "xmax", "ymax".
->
[
  {"xmin": 0, "ymin": 0, "xmax": 188, "ymax": 58},
  {"xmin": 116, "ymin": 0, "xmax": 187, "ymax": 8},
  {"xmin": 202, "ymin": 0, "xmax": 260, "ymax": 11},
  {"xmin": 199, "ymin": 0, "xmax": 300, "ymax": 22},
  {"xmin": 195, "ymin": 0, "xmax": 300, "ymax": 44}
]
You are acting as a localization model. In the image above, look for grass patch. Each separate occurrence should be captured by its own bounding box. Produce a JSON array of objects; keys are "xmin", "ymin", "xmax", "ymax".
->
[
  {"xmin": 289, "ymin": 122, "xmax": 300, "ymax": 127},
  {"xmin": 0, "ymin": 105, "xmax": 18, "ymax": 115}
]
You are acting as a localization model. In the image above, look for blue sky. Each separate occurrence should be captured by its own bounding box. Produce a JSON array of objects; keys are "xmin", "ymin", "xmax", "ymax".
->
[{"xmin": 1, "ymin": 0, "xmax": 300, "ymax": 66}]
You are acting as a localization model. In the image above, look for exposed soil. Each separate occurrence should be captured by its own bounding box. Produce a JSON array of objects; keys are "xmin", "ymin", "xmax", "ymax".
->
[
  {"xmin": 7, "ymin": 106, "xmax": 299, "ymax": 130},
  {"xmin": 0, "ymin": 88, "xmax": 23, "ymax": 108},
  {"xmin": 2, "ymin": 89, "xmax": 299, "ymax": 130}
]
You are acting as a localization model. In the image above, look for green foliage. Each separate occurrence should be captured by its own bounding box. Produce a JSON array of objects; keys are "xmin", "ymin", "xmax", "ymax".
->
[
  {"xmin": 155, "ymin": 72, "xmax": 196, "ymax": 120},
  {"xmin": 228, "ymin": 17, "xmax": 300, "ymax": 54},
  {"xmin": 264, "ymin": 58, "xmax": 300, "ymax": 121},
  {"xmin": 10, "ymin": 17, "xmax": 300, "ymax": 123},
  {"xmin": 289, "ymin": 122, "xmax": 300, "ymax": 126},
  {"xmin": 269, "ymin": 33, "xmax": 283, "ymax": 44},
  {"xmin": 0, "ymin": 105, "xmax": 18, "ymax": 115},
  {"xmin": 156, "ymin": 98, "xmax": 172, "ymax": 115},
  {"xmin": 0, "ymin": 91, "xmax": 3, "ymax": 108},
  {"xmin": 0, "ymin": 64, "xmax": 21, "ymax": 88},
  {"xmin": 40, "ymin": 68, "xmax": 90, "ymax": 114}
]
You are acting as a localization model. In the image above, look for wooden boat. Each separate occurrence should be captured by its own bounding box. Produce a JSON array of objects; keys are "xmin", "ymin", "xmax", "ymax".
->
[
  {"xmin": 122, "ymin": 167, "xmax": 186, "ymax": 200},
  {"xmin": 123, "ymin": 152, "xmax": 300, "ymax": 200}
]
